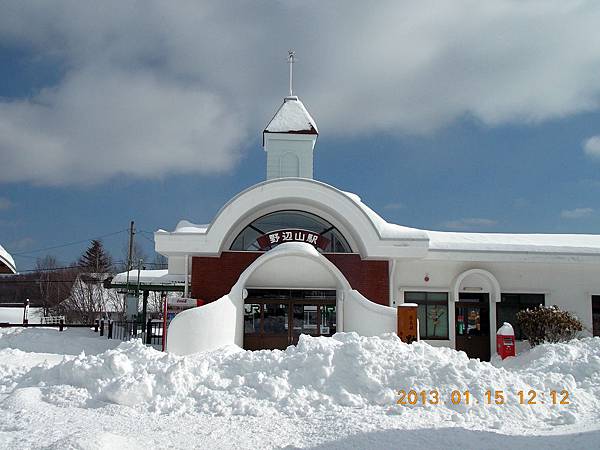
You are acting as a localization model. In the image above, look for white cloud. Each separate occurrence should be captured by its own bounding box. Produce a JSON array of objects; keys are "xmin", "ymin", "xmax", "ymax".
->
[
  {"xmin": 0, "ymin": 68, "xmax": 245, "ymax": 184},
  {"xmin": 0, "ymin": 197, "xmax": 11, "ymax": 210},
  {"xmin": 560, "ymin": 207, "xmax": 594, "ymax": 219},
  {"xmin": 442, "ymin": 218, "xmax": 497, "ymax": 230},
  {"xmin": 1, "ymin": 1, "xmax": 600, "ymax": 184},
  {"xmin": 583, "ymin": 136, "xmax": 600, "ymax": 158}
]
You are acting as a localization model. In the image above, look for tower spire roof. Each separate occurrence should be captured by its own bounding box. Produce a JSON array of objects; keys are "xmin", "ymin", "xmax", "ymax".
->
[
  {"xmin": 263, "ymin": 50, "xmax": 318, "ymax": 140},
  {"xmin": 263, "ymin": 96, "xmax": 318, "ymax": 136}
]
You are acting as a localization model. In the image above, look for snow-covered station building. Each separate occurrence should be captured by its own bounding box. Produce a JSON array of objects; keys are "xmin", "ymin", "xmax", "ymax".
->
[{"xmin": 155, "ymin": 93, "xmax": 600, "ymax": 360}]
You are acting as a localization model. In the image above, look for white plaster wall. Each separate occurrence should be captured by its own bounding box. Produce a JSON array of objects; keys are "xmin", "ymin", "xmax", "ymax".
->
[
  {"xmin": 343, "ymin": 290, "xmax": 397, "ymax": 335},
  {"xmin": 394, "ymin": 259, "xmax": 600, "ymax": 343},
  {"xmin": 168, "ymin": 255, "xmax": 186, "ymax": 275},
  {"xmin": 265, "ymin": 136, "xmax": 315, "ymax": 179}
]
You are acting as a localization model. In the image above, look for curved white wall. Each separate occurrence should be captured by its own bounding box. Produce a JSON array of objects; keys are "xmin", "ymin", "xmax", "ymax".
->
[
  {"xmin": 166, "ymin": 292, "xmax": 243, "ymax": 355},
  {"xmin": 343, "ymin": 290, "xmax": 397, "ymax": 336},
  {"xmin": 166, "ymin": 243, "xmax": 400, "ymax": 355}
]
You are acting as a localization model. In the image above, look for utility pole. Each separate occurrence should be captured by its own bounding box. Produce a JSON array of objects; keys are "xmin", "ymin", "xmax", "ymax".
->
[
  {"xmin": 125, "ymin": 220, "xmax": 135, "ymax": 293},
  {"xmin": 124, "ymin": 221, "xmax": 135, "ymax": 319}
]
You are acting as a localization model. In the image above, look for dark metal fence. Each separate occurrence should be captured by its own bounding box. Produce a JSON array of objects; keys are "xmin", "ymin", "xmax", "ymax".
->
[
  {"xmin": 111, "ymin": 320, "xmax": 143, "ymax": 341},
  {"xmin": 108, "ymin": 320, "xmax": 163, "ymax": 346},
  {"xmin": 145, "ymin": 320, "xmax": 164, "ymax": 347}
]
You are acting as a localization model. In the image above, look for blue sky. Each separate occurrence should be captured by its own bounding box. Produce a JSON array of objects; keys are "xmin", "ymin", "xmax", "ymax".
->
[{"xmin": 1, "ymin": 1, "xmax": 600, "ymax": 271}]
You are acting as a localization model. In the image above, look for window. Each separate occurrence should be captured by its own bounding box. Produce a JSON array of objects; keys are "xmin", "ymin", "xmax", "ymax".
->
[
  {"xmin": 593, "ymin": 296, "xmax": 600, "ymax": 337},
  {"xmin": 230, "ymin": 210, "xmax": 352, "ymax": 253},
  {"xmin": 404, "ymin": 292, "xmax": 449, "ymax": 340},
  {"xmin": 496, "ymin": 293, "xmax": 545, "ymax": 340}
]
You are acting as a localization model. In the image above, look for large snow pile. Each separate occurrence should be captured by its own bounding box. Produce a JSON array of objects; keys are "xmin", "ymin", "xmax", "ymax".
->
[
  {"xmin": 0, "ymin": 326, "xmax": 120, "ymax": 355},
  {"xmin": 3, "ymin": 332, "xmax": 599, "ymax": 434}
]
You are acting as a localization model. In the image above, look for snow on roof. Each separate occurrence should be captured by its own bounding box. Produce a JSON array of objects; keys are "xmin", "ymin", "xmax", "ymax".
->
[
  {"xmin": 340, "ymin": 191, "xmax": 429, "ymax": 241},
  {"xmin": 174, "ymin": 220, "xmax": 209, "ymax": 233},
  {"xmin": 156, "ymin": 178, "xmax": 600, "ymax": 258},
  {"xmin": 339, "ymin": 190, "xmax": 600, "ymax": 256},
  {"xmin": 264, "ymin": 96, "xmax": 318, "ymax": 135},
  {"xmin": 112, "ymin": 269, "xmax": 185, "ymax": 285},
  {"xmin": 340, "ymin": 190, "xmax": 600, "ymax": 255},
  {"xmin": 0, "ymin": 243, "xmax": 16, "ymax": 274},
  {"xmin": 426, "ymin": 230, "xmax": 600, "ymax": 255}
]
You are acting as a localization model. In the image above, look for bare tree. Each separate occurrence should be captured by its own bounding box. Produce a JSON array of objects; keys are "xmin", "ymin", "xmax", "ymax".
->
[
  {"xmin": 59, "ymin": 273, "xmax": 123, "ymax": 323},
  {"xmin": 36, "ymin": 255, "xmax": 75, "ymax": 315},
  {"xmin": 119, "ymin": 240, "xmax": 147, "ymax": 272},
  {"xmin": 55, "ymin": 240, "xmax": 121, "ymax": 323},
  {"xmin": 152, "ymin": 253, "xmax": 168, "ymax": 270}
]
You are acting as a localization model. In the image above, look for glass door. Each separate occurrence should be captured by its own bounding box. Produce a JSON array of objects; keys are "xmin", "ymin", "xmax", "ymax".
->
[
  {"xmin": 243, "ymin": 302, "xmax": 290, "ymax": 350},
  {"xmin": 244, "ymin": 290, "xmax": 336, "ymax": 350}
]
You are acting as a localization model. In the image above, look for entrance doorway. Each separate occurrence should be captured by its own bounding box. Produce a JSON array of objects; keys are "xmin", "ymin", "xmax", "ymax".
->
[
  {"xmin": 455, "ymin": 293, "xmax": 491, "ymax": 361},
  {"xmin": 243, "ymin": 289, "xmax": 337, "ymax": 350}
]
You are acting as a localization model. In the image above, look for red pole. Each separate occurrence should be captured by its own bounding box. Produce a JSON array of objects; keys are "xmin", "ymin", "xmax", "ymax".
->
[{"xmin": 162, "ymin": 293, "xmax": 167, "ymax": 352}]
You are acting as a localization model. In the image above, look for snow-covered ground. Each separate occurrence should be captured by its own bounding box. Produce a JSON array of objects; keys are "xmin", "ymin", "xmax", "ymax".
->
[{"xmin": 0, "ymin": 327, "xmax": 599, "ymax": 449}]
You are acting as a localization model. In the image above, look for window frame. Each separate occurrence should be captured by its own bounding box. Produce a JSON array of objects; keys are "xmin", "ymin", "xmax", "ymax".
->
[
  {"xmin": 496, "ymin": 293, "xmax": 545, "ymax": 340},
  {"xmin": 404, "ymin": 291, "xmax": 449, "ymax": 340},
  {"xmin": 230, "ymin": 209, "xmax": 353, "ymax": 253}
]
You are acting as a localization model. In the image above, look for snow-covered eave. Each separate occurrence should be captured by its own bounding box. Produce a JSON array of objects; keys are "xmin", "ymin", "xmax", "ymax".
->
[
  {"xmin": 111, "ymin": 270, "xmax": 186, "ymax": 286},
  {"xmin": 263, "ymin": 129, "xmax": 318, "ymax": 136},
  {"xmin": 426, "ymin": 245, "xmax": 600, "ymax": 264},
  {"xmin": 424, "ymin": 230, "xmax": 600, "ymax": 262}
]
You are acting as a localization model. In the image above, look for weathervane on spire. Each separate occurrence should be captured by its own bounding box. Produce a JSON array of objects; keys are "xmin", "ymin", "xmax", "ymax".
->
[{"xmin": 288, "ymin": 50, "xmax": 296, "ymax": 97}]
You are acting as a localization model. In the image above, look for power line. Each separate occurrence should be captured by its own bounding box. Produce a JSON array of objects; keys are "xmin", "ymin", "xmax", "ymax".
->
[
  {"xmin": 14, "ymin": 260, "xmax": 120, "ymax": 273},
  {"xmin": 7, "ymin": 259, "xmax": 167, "ymax": 275},
  {"xmin": 0, "ymin": 279, "xmax": 84, "ymax": 284},
  {"xmin": 139, "ymin": 233, "xmax": 155, "ymax": 244},
  {"xmin": 11, "ymin": 229, "xmax": 129, "ymax": 257}
]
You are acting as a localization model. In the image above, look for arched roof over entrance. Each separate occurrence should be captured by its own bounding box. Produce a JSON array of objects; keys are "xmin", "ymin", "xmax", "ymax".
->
[
  {"xmin": 451, "ymin": 268, "xmax": 501, "ymax": 303},
  {"xmin": 155, "ymin": 178, "xmax": 429, "ymax": 259},
  {"xmin": 235, "ymin": 242, "xmax": 352, "ymax": 291}
]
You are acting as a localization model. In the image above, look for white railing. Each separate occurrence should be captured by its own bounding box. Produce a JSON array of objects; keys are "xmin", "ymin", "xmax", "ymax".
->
[{"xmin": 41, "ymin": 316, "xmax": 65, "ymax": 325}]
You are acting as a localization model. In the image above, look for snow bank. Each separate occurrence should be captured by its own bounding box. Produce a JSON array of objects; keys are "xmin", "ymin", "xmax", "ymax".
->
[
  {"xmin": 0, "ymin": 327, "xmax": 121, "ymax": 355},
  {"xmin": 5, "ymin": 333, "xmax": 599, "ymax": 433}
]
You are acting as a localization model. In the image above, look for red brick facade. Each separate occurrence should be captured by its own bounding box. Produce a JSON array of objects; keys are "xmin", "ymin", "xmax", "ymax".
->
[{"xmin": 191, "ymin": 251, "xmax": 390, "ymax": 306}]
